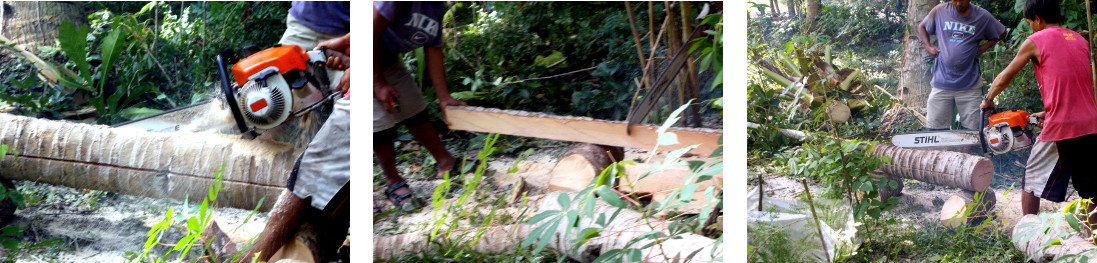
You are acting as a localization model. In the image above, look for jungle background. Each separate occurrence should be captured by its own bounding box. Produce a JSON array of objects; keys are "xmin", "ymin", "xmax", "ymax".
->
[
  {"xmin": 0, "ymin": 1, "xmax": 724, "ymax": 262},
  {"xmin": 748, "ymin": 0, "xmax": 1097, "ymax": 262}
]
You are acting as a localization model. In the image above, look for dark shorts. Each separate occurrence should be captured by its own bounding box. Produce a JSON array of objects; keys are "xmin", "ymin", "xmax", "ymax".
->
[
  {"xmin": 1024, "ymin": 133, "xmax": 1097, "ymax": 202},
  {"xmin": 372, "ymin": 110, "xmax": 431, "ymax": 145}
]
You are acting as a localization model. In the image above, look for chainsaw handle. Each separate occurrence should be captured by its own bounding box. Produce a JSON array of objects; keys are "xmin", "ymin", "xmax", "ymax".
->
[
  {"xmin": 979, "ymin": 107, "xmax": 997, "ymax": 155},
  {"xmin": 217, "ymin": 52, "xmax": 250, "ymax": 134}
]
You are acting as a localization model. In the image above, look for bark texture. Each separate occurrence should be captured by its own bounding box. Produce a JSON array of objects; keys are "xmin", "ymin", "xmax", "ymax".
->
[
  {"xmin": 2, "ymin": 1, "xmax": 85, "ymax": 53},
  {"xmin": 939, "ymin": 189, "xmax": 996, "ymax": 228},
  {"xmin": 900, "ymin": 0, "xmax": 937, "ymax": 107},
  {"xmin": 871, "ymin": 143, "xmax": 993, "ymax": 192},
  {"xmin": 1012, "ymin": 214, "xmax": 1097, "ymax": 263},
  {"xmin": 0, "ymin": 113, "xmax": 298, "ymax": 211},
  {"xmin": 548, "ymin": 143, "xmax": 624, "ymax": 192}
]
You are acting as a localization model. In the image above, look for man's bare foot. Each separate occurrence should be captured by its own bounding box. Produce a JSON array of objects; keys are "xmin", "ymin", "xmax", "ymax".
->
[{"xmin": 436, "ymin": 157, "xmax": 457, "ymax": 178}]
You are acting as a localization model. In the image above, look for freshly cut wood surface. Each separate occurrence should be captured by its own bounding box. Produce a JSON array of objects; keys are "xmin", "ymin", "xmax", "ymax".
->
[
  {"xmin": 548, "ymin": 144, "xmax": 623, "ymax": 192},
  {"xmin": 446, "ymin": 106, "xmax": 722, "ymax": 156},
  {"xmin": 939, "ymin": 189, "xmax": 996, "ymax": 228}
]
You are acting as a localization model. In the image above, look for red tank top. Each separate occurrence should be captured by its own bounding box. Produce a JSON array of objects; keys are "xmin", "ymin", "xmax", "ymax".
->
[{"xmin": 1029, "ymin": 27, "xmax": 1097, "ymax": 141}]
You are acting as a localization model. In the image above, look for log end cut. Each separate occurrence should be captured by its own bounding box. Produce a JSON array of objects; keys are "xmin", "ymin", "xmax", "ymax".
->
[
  {"xmin": 548, "ymin": 144, "xmax": 622, "ymax": 192},
  {"xmin": 940, "ymin": 189, "xmax": 997, "ymax": 228}
]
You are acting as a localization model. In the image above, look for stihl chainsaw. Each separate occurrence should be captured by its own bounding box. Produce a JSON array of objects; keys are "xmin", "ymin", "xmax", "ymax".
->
[
  {"xmin": 891, "ymin": 108, "xmax": 1040, "ymax": 155},
  {"xmin": 216, "ymin": 44, "xmax": 345, "ymax": 139}
]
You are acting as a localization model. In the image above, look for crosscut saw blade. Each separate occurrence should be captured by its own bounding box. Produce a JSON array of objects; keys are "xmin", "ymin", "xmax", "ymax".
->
[{"xmin": 890, "ymin": 130, "xmax": 981, "ymax": 148}]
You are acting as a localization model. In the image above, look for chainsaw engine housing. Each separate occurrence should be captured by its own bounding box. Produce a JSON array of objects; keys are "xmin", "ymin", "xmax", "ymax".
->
[
  {"xmin": 218, "ymin": 44, "xmax": 330, "ymax": 137},
  {"xmin": 983, "ymin": 110, "xmax": 1035, "ymax": 154}
]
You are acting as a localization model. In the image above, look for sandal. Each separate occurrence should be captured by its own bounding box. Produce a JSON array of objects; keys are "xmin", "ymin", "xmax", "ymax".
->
[{"xmin": 385, "ymin": 180, "xmax": 415, "ymax": 207}]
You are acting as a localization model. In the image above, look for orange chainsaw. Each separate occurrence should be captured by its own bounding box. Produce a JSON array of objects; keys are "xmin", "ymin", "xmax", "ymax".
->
[
  {"xmin": 890, "ymin": 107, "xmax": 1039, "ymax": 155},
  {"xmin": 216, "ymin": 44, "xmax": 345, "ymax": 139}
]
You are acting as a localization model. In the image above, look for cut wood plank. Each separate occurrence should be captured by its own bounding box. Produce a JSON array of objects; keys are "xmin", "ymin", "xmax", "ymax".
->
[
  {"xmin": 620, "ymin": 162, "xmax": 722, "ymax": 214},
  {"xmin": 446, "ymin": 106, "xmax": 722, "ymax": 156},
  {"xmin": 939, "ymin": 189, "xmax": 996, "ymax": 228}
]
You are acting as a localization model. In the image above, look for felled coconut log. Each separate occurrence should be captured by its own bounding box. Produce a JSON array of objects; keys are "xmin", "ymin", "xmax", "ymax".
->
[
  {"xmin": 548, "ymin": 143, "xmax": 624, "ymax": 192},
  {"xmin": 373, "ymin": 192, "xmax": 720, "ymax": 262},
  {"xmin": 871, "ymin": 143, "xmax": 993, "ymax": 192},
  {"xmin": 1012, "ymin": 214, "xmax": 1097, "ymax": 263},
  {"xmin": 0, "ymin": 113, "xmax": 297, "ymax": 211},
  {"xmin": 748, "ymin": 123, "xmax": 992, "ymax": 192},
  {"xmin": 939, "ymin": 189, "xmax": 996, "ymax": 228}
]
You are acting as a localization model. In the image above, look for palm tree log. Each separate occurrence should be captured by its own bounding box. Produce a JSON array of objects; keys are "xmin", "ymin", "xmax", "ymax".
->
[
  {"xmin": 871, "ymin": 143, "xmax": 993, "ymax": 192},
  {"xmin": 0, "ymin": 113, "xmax": 298, "ymax": 211}
]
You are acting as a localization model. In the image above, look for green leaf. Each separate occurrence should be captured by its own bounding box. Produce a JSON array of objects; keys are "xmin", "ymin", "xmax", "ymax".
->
[
  {"xmin": 657, "ymin": 102, "xmax": 693, "ymax": 134},
  {"xmin": 628, "ymin": 249, "xmax": 643, "ymax": 261},
  {"xmin": 100, "ymin": 24, "xmax": 128, "ymax": 83},
  {"xmin": 558, "ymin": 192, "xmax": 571, "ymax": 208},
  {"xmin": 535, "ymin": 218, "xmax": 560, "ymax": 253},
  {"xmin": 578, "ymin": 228, "xmax": 600, "ymax": 245},
  {"xmin": 118, "ymin": 107, "xmax": 163, "ymax": 120},
  {"xmin": 1066, "ymin": 215, "xmax": 1082, "ymax": 233},
  {"xmin": 527, "ymin": 210, "xmax": 559, "ymax": 225},
  {"xmin": 596, "ymin": 185, "xmax": 623, "ymax": 207},
  {"xmin": 58, "ymin": 21, "xmax": 90, "ymax": 81},
  {"xmin": 1, "ymin": 239, "xmax": 17, "ymax": 250},
  {"xmin": 172, "ymin": 234, "xmax": 195, "ymax": 251},
  {"xmin": 658, "ymin": 132, "xmax": 680, "ymax": 146},
  {"xmin": 679, "ymin": 184, "xmax": 699, "ymax": 202}
]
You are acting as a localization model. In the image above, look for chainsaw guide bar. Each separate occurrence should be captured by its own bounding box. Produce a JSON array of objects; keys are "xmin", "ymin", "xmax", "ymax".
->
[{"xmin": 890, "ymin": 131, "xmax": 982, "ymax": 148}]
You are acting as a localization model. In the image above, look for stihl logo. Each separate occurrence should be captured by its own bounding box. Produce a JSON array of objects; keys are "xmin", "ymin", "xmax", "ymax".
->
[{"xmin": 914, "ymin": 136, "xmax": 939, "ymax": 144}]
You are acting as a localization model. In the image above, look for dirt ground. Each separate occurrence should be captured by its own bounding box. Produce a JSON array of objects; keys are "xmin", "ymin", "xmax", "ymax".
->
[
  {"xmin": 5, "ymin": 182, "xmax": 268, "ymax": 262},
  {"xmin": 750, "ymin": 167, "xmax": 1082, "ymax": 237}
]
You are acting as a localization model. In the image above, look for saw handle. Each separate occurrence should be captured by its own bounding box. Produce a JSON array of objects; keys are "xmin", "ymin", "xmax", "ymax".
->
[
  {"xmin": 217, "ymin": 51, "xmax": 250, "ymax": 135},
  {"xmin": 979, "ymin": 106, "xmax": 998, "ymax": 155}
]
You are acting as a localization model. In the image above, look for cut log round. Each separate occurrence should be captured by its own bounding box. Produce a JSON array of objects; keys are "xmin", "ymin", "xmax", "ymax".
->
[
  {"xmin": 871, "ymin": 143, "xmax": 993, "ymax": 192},
  {"xmin": 939, "ymin": 189, "xmax": 997, "ymax": 228},
  {"xmin": 548, "ymin": 143, "xmax": 624, "ymax": 192},
  {"xmin": 826, "ymin": 101, "xmax": 851, "ymax": 123}
]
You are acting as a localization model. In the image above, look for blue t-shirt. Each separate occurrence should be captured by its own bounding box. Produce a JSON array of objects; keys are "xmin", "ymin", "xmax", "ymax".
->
[
  {"xmin": 924, "ymin": 3, "xmax": 1005, "ymax": 90},
  {"xmin": 375, "ymin": 1, "xmax": 445, "ymax": 63},
  {"xmin": 289, "ymin": 1, "xmax": 350, "ymax": 34}
]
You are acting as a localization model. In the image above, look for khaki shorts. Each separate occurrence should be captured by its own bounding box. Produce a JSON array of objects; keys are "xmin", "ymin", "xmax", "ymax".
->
[
  {"xmin": 373, "ymin": 61, "xmax": 427, "ymax": 132},
  {"xmin": 279, "ymin": 13, "xmax": 347, "ymax": 51},
  {"xmin": 290, "ymin": 98, "xmax": 351, "ymax": 210},
  {"xmin": 926, "ymin": 82, "xmax": 983, "ymax": 130}
]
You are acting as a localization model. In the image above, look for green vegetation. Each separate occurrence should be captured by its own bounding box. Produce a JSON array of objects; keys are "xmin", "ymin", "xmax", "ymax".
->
[
  {"xmin": 747, "ymin": 0, "xmax": 1097, "ymax": 261},
  {"xmin": 0, "ymin": 1, "xmax": 290, "ymax": 124}
]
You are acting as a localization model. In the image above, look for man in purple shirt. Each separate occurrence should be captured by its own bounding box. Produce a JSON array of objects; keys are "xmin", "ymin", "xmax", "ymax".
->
[{"xmin": 918, "ymin": 0, "xmax": 1006, "ymax": 132}]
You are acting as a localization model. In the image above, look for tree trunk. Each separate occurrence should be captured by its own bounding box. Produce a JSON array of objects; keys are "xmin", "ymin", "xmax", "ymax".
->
[
  {"xmin": 1, "ymin": 1, "xmax": 85, "ymax": 54},
  {"xmin": 0, "ymin": 113, "xmax": 298, "ymax": 211},
  {"xmin": 786, "ymin": 0, "xmax": 798, "ymax": 18},
  {"xmin": 870, "ymin": 143, "xmax": 993, "ymax": 192},
  {"xmin": 770, "ymin": 0, "xmax": 781, "ymax": 16},
  {"xmin": 679, "ymin": 1, "xmax": 702, "ymax": 128},
  {"xmin": 900, "ymin": 0, "xmax": 937, "ymax": 108},
  {"xmin": 1012, "ymin": 214, "xmax": 1097, "ymax": 262},
  {"xmin": 939, "ymin": 189, "xmax": 996, "ymax": 228},
  {"xmin": 373, "ymin": 191, "xmax": 720, "ymax": 262},
  {"xmin": 548, "ymin": 143, "xmax": 624, "ymax": 192},
  {"xmin": 805, "ymin": 0, "xmax": 821, "ymax": 32}
]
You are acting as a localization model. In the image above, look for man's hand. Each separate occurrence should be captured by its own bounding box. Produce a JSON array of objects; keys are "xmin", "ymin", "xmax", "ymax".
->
[
  {"xmin": 334, "ymin": 68, "xmax": 350, "ymax": 95},
  {"xmin": 375, "ymin": 82, "xmax": 400, "ymax": 113},
  {"xmin": 926, "ymin": 46, "xmax": 940, "ymax": 56},
  {"xmin": 438, "ymin": 96, "xmax": 468, "ymax": 126},
  {"xmin": 979, "ymin": 98, "xmax": 994, "ymax": 110},
  {"xmin": 1032, "ymin": 111, "xmax": 1046, "ymax": 128}
]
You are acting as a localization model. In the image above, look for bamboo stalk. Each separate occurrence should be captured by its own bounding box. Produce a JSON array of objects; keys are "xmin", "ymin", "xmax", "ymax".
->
[
  {"xmin": 801, "ymin": 179, "xmax": 831, "ymax": 263},
  {"xmin": 648, "ymin": 2, "xmax": 655, "ymax": 51},
  {"xmin": 624, "ymin": 2, "xmax": 651, "ymax": 89}
]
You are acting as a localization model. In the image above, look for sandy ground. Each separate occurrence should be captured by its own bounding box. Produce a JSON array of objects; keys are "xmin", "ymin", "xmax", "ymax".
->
[{"xmin": 5, "ymin": 183, "xmax": 269, "ymax": 262}]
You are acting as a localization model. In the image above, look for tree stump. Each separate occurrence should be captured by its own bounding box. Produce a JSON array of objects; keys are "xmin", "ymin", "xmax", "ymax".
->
[
  {"xmin": 939, "ymin": 189, "xmax": 997, "ymax": 228},
  {"xmin": 548, "ymin": 143, "xmax": 624, "ymax": 192}
]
